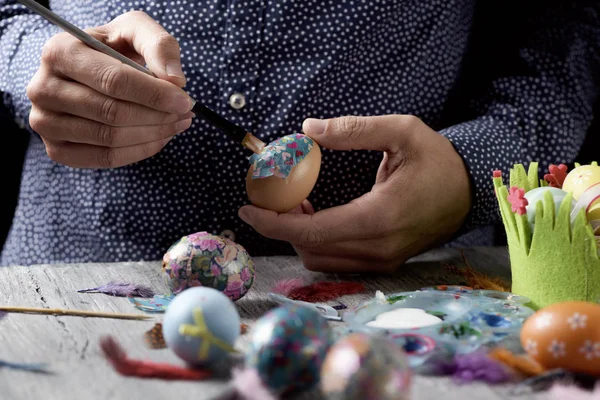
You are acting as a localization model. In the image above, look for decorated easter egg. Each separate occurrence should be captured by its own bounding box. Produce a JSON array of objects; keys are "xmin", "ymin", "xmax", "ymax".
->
[
  {"xmin": 563, "ymin": 165, "xmax": 600, "ymax": 221},
  {"xmin": 320, "ymin": 333, "xmax": 412, "ymax": 400},
  {"xmin": 246, "ymin": 303, "xmax": 334, "ymax": 394},
  {"xmin": 521, "ymin": 301, "xmax": 600, "ymax": 375},
  {"xmin": 162, "ymin": 286, "xmax": 240, "ymax": 366},
  {"xmin": 162, "ymin": 231, "xmax": 255, "ymax": 301},
  {"xmin": 523, "ymin": 187, "xmax": 570, "ymax": 228},
  {"xmin": 246, "ymin": 133, "xmax": 321, "ymax": 213}
]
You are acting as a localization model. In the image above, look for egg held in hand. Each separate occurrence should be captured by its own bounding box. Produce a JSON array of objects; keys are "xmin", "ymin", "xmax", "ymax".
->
[{"xmin": 246, "ymin": 133, "xmax": 321, "ymax": 213}]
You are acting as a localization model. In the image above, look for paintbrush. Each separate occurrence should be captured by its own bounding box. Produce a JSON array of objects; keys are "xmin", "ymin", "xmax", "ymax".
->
[
  {"xmin": 0, "ymin": 305, "xmax": 152, "ymax": 320},
  {"xmin": 17, "ymin": 0, "xmax": 266, "ymax": 155}
]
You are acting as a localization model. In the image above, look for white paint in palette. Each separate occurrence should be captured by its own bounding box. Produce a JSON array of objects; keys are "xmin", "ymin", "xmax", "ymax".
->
[{"xmin": 366, "ymin": 308, "xmax": 442, "ymax": 329}]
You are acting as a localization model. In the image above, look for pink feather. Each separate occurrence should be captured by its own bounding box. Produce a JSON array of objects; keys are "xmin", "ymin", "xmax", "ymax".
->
[
  {"xmin": 272, "ymin": 278, "xmax": 305, "ymax": 296},
  {"xmin": 550, "ymin": 384, "xmax": 600, "ymax": 399},
  {"xmin": 231, "ymin": 368, "xmax": 277, "ymax": 400}
]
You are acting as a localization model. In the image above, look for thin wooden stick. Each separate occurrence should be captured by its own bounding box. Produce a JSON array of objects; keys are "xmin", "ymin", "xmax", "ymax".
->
[{"xmin": 0, "ymin": 306, "xmax": 152, "ymax": 320}]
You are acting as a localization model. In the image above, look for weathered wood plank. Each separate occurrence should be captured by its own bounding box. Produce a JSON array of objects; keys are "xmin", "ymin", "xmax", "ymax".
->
[{"xmin": 0, "ymin": 247, "xmax": 546, "ymax": 400}]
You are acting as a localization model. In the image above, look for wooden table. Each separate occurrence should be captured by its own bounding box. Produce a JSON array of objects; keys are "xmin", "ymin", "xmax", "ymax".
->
[{"xmin": 0, "ymin": 247, "xmax": 547, "ymax": 400}]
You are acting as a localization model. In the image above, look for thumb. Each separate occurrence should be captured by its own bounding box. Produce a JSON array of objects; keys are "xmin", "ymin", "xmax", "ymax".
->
[
  {"xmin": 302, "ymin": 115, "xmax": 419, "ymax": 152},
  {"xmin": 109, "ymin": 11, "xmax": 186, "ymax": 87}
]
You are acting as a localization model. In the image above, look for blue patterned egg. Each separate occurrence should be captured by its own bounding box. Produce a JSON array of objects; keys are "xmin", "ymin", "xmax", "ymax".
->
[
  {"xmin": 321, "ymin": 333, "xmax": 412, "ymax": 400},
  {"xmin": 162, "ymin": 287, "xmax": 240, "ymax": 367},
  {"xmin": 246, "ymin": 304, "xmax": 334, "ymax": 394},
  {"xmin": 162, "ymin": 231, "xmax": 255, "ymax": 301}
]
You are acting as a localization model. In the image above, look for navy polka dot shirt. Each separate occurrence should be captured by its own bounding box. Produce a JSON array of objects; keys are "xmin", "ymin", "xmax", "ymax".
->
[{"xmin": 0, "ymin": 1, "xmax": 598, "ymax": 266}]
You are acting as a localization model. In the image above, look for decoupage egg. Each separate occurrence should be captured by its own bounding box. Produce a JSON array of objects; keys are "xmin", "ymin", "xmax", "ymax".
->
[
  {"xmin": 521, "ymin": 301, "xmax": 600, "ymax": 375},
  {"xmin": 563, "ymin": 165, "xmax": 600, "ymax": 221},
  {"xmin": 246, "ymin": 133, "xmax": 321, "ymax": 213},
  {"xmin": 320, "ymin": 332, "xmax": 412, "ymax": 400},
  {"xmin": 245, "ymin": 303, "xmax": 334, "ymax": 394},
  {"xmin": 162, "ymin": 286, "xmax": 241, "ymax": 366},
  {"xmin": 523, "ymin": 187, "xmax": 570, "ymax": 229},
  {"xmin": 162, "ymin": 232, "xmax": 255, "ymax": 301}
]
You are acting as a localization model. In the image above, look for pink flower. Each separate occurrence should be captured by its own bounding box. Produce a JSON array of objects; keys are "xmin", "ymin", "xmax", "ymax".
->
[
  {"xmin": 197, "ymin": 237, "xmax": 221, "ymax": 252},
  {"xmin": 210, "ymin": 263, "xmax": 221, "ymax": 277},
  {"xmin": 224, "ymin": 280, "xmax": 243, "ymax": 299},
  {"xmin": 240, "ymin": 267, "xmax": 252, "ymax": 282},
  {"xmin": 287, "ymin": 142, "xmax": 298, "ymax": 149},
  {"xmin": 507, "ymin": 186, "xmax": 528, "ymax": 215}
]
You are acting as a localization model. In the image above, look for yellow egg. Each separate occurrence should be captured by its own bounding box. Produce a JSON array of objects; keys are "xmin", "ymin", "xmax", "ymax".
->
[
  {"xmin": 245, "ymin": 134, "xmax": 321, "ymax": 213},
  {"xmin": 562, "ymin": 165, "xmax": 600, "ymax": 222}
]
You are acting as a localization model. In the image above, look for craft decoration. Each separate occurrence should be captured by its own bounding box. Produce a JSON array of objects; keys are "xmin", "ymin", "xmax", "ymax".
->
[
  {"xmin": 77, "ymin": 282, "xmax": 154, "ymax": 298},
  {"xmin": 129, "ymin": 295, "xmax": 174, "ymax": 313},
  {"xmin": 493, "ymin": 162, "xmax": 600, "ymax": 309},
  {"xmin": 345, "ymin": 287, "xmax": 534, "ymax": 368},
  {"xmin": 162, "ymin": 287, "xmax": 240, "ymax": 366},
  {"xmin": 521, "ymin": 301, "xmax": 600, "ymax": 376},
  {"xmin": 443, "ymin": 253, "xmax": 510, "ymax": 292},
  {"xmin": 430, "ymin": 350, "xmax": 511, "ymax": 384},
  {"xmin": 550, "ymin": 383, "xmax": 600, "ymax": 400},
  {"xmin": 320, "ymin": 332, "xmax": 412, "ymax": 400},
  {"xmin": 271, "ymin": 278, "xmax": 305, "ymax": 296},
  {"xmin": 0, "ymin": 305, "xmax": 151, "ymax": 320},
  {"xmin": 162, "ymin": 232, "xmax": 255, "ymax": 301},
  {"xmin": 100, "ymin": 336, "xmax": 211, "ymax": 380},
  {"xmin": 244, "ymin": 303, "xmax": 334, "ymax": 396},
  {"xmin": 245, "ymin": 133, "xmax": 322, "ymax": 213},
  {"xmin": 145, "ymin": 323, "xmax": 167, "ymax": 349},
  {"xmin": 286, "ymin": 281, "xmax": 365, "ymax": 302}
]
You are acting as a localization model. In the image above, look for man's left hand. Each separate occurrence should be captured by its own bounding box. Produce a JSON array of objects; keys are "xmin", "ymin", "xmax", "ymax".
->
[{"xmin": 238, "ymin": 115, "xmax": 472, "ymax": 273}]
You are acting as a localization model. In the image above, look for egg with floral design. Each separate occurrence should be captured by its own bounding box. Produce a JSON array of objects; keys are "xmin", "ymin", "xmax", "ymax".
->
[
  {"xmin": 321, "ymin": 332, "xmax": 412, "ymax": 400},
  {"xmin": 162, "ymin": 232, "xmax": 255, "ymax": 301},
  {"xmin": 521, "ymin": 301, "xmax": 600, "ymax": 375},
  {"xmin": 245, "ymin": 303, "xmax": 334, "ymax": 395},
  {"xmin": 246, "ymin": 133, "xmax": 321, "ymax": 213}
]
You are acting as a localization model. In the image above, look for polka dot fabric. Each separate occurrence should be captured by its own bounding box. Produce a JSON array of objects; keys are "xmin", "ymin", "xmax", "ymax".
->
[{"xmin": 0, "ymin": 1, "xmax": 598, "ymax": 266}]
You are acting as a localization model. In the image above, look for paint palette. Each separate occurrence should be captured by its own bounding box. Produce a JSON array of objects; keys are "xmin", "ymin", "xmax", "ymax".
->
[{"xmin": 344, "ymin": 287, "xmax": 534, "ymax": 367}]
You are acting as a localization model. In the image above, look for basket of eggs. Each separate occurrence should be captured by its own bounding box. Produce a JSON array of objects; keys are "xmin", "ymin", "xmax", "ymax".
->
[{"xmin": 493, "ymin": 162, "xmax": 600, "ymax": 310}]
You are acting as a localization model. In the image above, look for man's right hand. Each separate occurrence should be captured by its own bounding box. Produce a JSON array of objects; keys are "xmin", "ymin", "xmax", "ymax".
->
[{"xmin": 26, "ymin": 11, "xmax": 194, "ymax": 169}]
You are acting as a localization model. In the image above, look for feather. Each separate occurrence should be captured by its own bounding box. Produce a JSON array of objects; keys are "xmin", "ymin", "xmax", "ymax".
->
[
  {"xmin": 78, "ymin": 282, "xmax": 155, "ymax": 298},
  {"xmin": 488, "ymin": 348, "xmax": 545, "ymax": 377},
  {"xmin": 287, "ymin": 281, "xmax": 365, "ymax": 302},
  {"xmin": 231, "ymin": 368, "xmax": 278, "ymax": 400},
  {"xmin": 550, "ymin": 384, "xmax": 600, "ymax": 399},
  {"xmin": 272, "ymin": 278, "xmax": 305, "ymax": 296},
  {"xmin": 432, "ymin": 350, "xmax": 512, "ymax": 384},
  {"xmin": 100, "ymin": 336, "xmax": 211, "ymax": 380},
  {"xmin": 0, "ymin": 359, "xmax": 49, "ymax": 373}
]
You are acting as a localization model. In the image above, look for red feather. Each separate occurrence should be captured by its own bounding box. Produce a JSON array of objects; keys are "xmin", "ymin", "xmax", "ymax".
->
[
  {"xmin": 287, "ymin": 281, "xmax": 365, "ymax": 302},
  {"xmin": 100, "ymin": 336, "xmax": 211, "ymax": 380}
]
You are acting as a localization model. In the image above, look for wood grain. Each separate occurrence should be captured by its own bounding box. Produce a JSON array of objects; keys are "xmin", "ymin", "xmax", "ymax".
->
[{"xmin": 0, "ymin": 247, "xmax": 546, "ymax": 400}]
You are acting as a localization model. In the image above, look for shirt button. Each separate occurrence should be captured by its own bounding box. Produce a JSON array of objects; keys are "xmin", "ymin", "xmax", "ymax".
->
[
  {"xmin": 220, "ymin": 229, "xmax": 236, "ymax": 242},
  {"xmin": 228, "ymin": 93, "xmax": 246, "ymax": 110}
]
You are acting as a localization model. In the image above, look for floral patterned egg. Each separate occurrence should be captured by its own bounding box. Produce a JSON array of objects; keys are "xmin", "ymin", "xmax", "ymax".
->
[
  {"xmin": 162, "ymin": 232, "xmax": 255, "ymax": 301},
  {"xmin": 245, "ymin": 304, "xmax": 334, "ymax": 395},
  {"xmin": 562, "ymin": 165, "xmax": 600, "ymax": 221},
  {"xmin": 521, "ymin": 301, "xmax": 600, "ymax": 375},
  {"xmin": 320, "ymin": 333, "xmax": 412, "ymax": 400}
]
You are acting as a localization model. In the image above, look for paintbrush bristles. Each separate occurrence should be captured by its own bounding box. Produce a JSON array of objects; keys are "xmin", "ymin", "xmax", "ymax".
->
[{"xmin": 0, "ymin": 306, "xmax": 152, "ymax": 320}]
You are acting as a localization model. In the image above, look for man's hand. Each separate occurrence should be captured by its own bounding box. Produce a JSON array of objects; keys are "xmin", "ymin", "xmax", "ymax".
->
[
  {"xmin": 238, "ymin": 115, "xmax": 473, "ymax": 273},
  {"xmin": 26, "ymin": 11, "xmax": 194, "ymax": 169}
]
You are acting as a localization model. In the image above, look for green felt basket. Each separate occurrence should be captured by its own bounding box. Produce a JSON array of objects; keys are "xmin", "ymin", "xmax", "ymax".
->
[{"xmin": 493, "ymin": 162, "xmax": 600, "ymax": 310}]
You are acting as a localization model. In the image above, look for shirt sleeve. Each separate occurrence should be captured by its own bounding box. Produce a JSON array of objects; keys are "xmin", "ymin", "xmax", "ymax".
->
[
  {"xmin": 0, "ymin": 1, "xmax": 59, "ymax": 126},
  {"xmin": 439, "ymin": 2, "xmax": 600, "ymax": 231}
]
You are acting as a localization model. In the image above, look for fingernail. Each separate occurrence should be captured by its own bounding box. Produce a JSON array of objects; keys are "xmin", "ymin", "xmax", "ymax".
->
[
  {"xmin": 178, "ymin": 111, "xmax": 195, "ymax": 120},
  {"xmin": 175, "ymin": 118, "xmax": 192, "ymax": 133},
  {"xmin": 166, "ymin": 62, "xmax": 185, "ymax": 80},
  {"xmin": 238, "ymin": 207, "xmax": 251, "ymax": 224},
  {"xmin": 173, "ymin": 92, "xmax": 194, "ymax": 114},
  {"xmin": 303, "ymin": 118, "xmax": 327, "ymax": 135}
]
